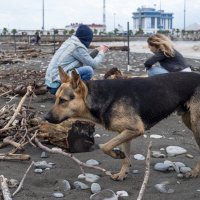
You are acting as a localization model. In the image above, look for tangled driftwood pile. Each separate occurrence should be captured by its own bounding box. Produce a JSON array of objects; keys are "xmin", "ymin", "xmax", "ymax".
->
[
  {"xmin": 0, "ymin": 47, "xmax": 50, "ymax": 65},
  {"xmin": 0, "ymin": 70, "xmax": 47, "ymax": 96}
]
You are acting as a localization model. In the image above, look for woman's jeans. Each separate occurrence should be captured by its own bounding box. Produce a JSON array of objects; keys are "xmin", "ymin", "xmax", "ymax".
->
[
  {"xmin": 47, "ymin": 66, "xmax": 94, "ymax": 95},
  {"xmin": 147, "ymin": 65, "xmax": 192, "ymax": 77},
  {"xmin": 147, "ymin": 66, "xmax": 169, "ymax": 77}
]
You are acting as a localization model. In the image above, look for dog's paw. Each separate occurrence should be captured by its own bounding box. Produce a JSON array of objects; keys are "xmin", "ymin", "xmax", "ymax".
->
[
  {"xmin": 111, "ymin": 148, "xmax": 125, "ymax": 159},
  {"xmin": 185, "ymin": 170, "xmax": 199, "ymax": 178},
  {"xmin": 111, "ymin": 172, "xmax": 127, "ymax": 181}
]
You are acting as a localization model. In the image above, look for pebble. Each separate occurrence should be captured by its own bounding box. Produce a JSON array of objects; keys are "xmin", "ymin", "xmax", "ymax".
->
[
  {"xmin": 154, "ymin": 182, "xmax": 174, "ymax": 193},
  {"xmin": 91, "ymin": 183, "xmax": 101, "ymax": 194},
  {"xmin": 41, "ymin": 151, "xmax": 48, "ymax": 158},
  {"xmin": 62, "ymin": 180, "xmax": 71, "ymax": 191},
  {"xmin": 132, "ymin": 169, "xmax": 139, "ymax": 174},
  {"xmin": 143, "ymin": 134, "xmax": 147, "ymax": 138},
  {"xmin": 180, "ymin": 166, "xmax": 191, "ymax": 173},
  {"xmin": 94, "ymin": 134, "xmax": 101, "ymax": 138},
  {"xmin": 177, "ymin": 173, "xmax": 184, "ymax": 178},
  {"xmin": 7, "ymin": 179, "xmax": 19, "ymax": 188},
  {"xmin": 86, "ymin": 159, "xmax": 100, "ymax": 166},
  {"xmin": 173, "ymin": 162, "xmax": 186, "ymax": 173},
  {"xmin": 166, "ymin": 146, "xmax": 187, "ymax": 156},
  {"xmin": 134, "ymin": 154, "xmax": 145, "ymax": 160},
  {"xmin": 154, "ymin": 162, "xmax": 172, "ymax": 172},
  {"xmin": 151, "ymin": 151, "xmax": 166, "ymax": 158},
  {"xmin": 34, "ymin": 169, "xmax": 43, "ymax": 174},
  {"xmin": 73, "ymin": 181, "xmax": 89, "ymax": 190},
  {"xmin": 78, "ymin": 173, "xmax": 100, "ymax": 183},
  {"xmin": 34, "ymin": 161, "xmax": 53, "ymax": 169},
  {"xmin": 150, "ymin": 134, "xmax": 163, "ymax": 139},
  {"xmin": 52, "ymin": 192, "xmax": 64, "ymax": 198},
  {"xmin": 90, "ymin": 189, "xmax": 118, "ymax": 200},
  {"xmin": 116, "ymin": 190, "xmax": 128, "ymax": 197},
  {"xmin": 186, "ymin": 153, "xmax": 194, "ymax": 159}
]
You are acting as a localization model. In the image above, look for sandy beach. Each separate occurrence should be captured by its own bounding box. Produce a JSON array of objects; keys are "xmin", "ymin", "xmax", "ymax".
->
[{"xmin": 0, "ymin": 43, "xmax": 200, "ymax": 200}]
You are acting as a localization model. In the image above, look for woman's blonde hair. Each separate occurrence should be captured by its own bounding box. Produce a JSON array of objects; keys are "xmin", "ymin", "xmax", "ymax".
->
[{"xmin": 147, "ymin": 33, "xmax": 175, "ymax": 57}]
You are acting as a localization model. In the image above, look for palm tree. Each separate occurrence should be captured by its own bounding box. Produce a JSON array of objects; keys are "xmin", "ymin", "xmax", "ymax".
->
[
  {"xmin": 11, "ymin": 29, "xmax": 17, "ymax": 35},
  {"xmin": 69, "ymin": 29, "xmax": 75, "ymax": 35},
  {"xmin": 3, "ymin": 27, "xmax": 8, "ymax": 35}
]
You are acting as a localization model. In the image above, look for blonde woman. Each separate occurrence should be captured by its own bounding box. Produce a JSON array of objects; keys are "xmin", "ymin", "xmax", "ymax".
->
[{"xmin": 144, "ymin": 33, "xmax": 191, "ymax": 76}]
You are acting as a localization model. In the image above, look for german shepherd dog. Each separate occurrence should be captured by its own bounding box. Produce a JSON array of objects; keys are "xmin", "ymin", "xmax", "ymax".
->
[{"xmin": 45, "ymin": 67, "xmax": 200, "ymax": 181}]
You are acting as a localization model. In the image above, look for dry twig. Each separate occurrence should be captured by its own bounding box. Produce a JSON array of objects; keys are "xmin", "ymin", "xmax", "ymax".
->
[
  {"xmin": 1, "ymin": 86, "xmax": 33, "ymax": 130},
  {"xmin": 35, "ymin": 137, "xmax": 112, "ymax": 176},
  {"xmin": 0, "ymin": 175, "xmax": 12, "ymax": 200},
  {"xmin": 0, "ymin": 153, "xmax": 30, "ymax": 161},
  {"xmin": 137, "ymin": 141, "xmax": 152, "ymax": 200},
  {"xmin": 12, "ymin": 161, "xmax": 34, "ymax": 197}
]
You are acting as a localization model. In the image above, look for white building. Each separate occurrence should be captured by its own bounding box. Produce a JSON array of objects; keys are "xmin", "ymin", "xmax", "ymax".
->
[
  {"xmin": 132, "ymin": 6, "xmax": 173, "ymax": 34},
  {"xmin": 65, "ymin": 23, "xmax": 106, "ymax": 35}
]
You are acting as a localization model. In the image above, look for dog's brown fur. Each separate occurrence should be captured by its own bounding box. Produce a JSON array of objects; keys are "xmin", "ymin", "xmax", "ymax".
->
[{"xmin": 45, "ymin": 67, "xmax": 200, "ymax": 181}]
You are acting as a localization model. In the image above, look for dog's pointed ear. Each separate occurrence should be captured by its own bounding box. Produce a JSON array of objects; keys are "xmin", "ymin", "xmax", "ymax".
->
[
  {"xmin": 58, "ymin": 66, "xmax": 70, "ymax": 83},
  {"xmin": 71, "ymin": 70, "xmax": 81, "ymax": 89}
]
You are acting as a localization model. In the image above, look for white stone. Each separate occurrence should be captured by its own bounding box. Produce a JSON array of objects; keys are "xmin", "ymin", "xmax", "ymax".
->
[
  {"xmin": 90, "ymin": 189, "xmax": 118, "ymax": 200},
  {"xmin": 154, "ymin": 163, "xmax": 171, "ymax": 172},
  {"xmin": 154, "ymin": 182, "xmax": 174, "ymax": 193},
  {"xmin": 73, "ymin": 181, "xmax": 89, "ymax": 190},
  {"xmin": 78, "ymin": 173, "xmax": 100, "ymax": 183},
  {"xmin": 134, "ymin": 154, "xmax": 145, "ymax": 160},
  {"xmin": 116, "ymin": 190, "xmax": 129, "ymax": 197},
  {"xmin": 91, "ymin": 183, "xmax": 101, "ymax": 194},
  {"xmin": 94, "ymin": 134, "xmax": 101, "ymax": 138},
  {"xmin": 166, "ymin": 146, "xmax": 187, "ymax": 156},
  {"xmin": 150, "ymin": 134, "xmax": 163, "ymax": 139},
  {"xmin": 86, "ymin": 159, "xmax": 100, "ymax": 166},
  {"xmin": 52, "ymin": 192, "xmax": 64, "ymax": 198}
]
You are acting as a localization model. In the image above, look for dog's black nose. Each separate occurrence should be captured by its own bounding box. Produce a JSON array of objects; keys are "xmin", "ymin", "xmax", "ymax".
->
[
  {"xmin": 44, "ymin": 112, "xmax": 52, "ymax": 122},
  {"xmin": 44, "ymin": 112, "xmax": 61, "ymax": 124}
]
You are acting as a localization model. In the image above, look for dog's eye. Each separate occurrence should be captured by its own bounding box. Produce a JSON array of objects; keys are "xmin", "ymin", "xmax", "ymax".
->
[
  {"xmin": 59, "ymin": 98, "xmax": 67, "ymax": 104},
  {"xmin": 69, "ymin": 94, "xmax": 75, "ymax": 100}
]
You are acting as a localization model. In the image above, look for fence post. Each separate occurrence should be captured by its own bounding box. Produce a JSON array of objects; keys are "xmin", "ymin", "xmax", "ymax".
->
[
  {"xmin": 127, "ymin": 21, "xmax": 130, "ymax": 71},
  {"xmin": 13, "ymin": 33, "xmax": 16, "ymax": 53}
]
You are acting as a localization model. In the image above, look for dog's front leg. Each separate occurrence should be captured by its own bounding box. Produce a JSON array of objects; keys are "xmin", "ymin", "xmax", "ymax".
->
[
  {"xmin": 111, "ymin": 141, "xmax": 131, "ymax": 181},
  {"xmin": 100, "ymin": 128, "xmax": 143, "ymax": 181}
]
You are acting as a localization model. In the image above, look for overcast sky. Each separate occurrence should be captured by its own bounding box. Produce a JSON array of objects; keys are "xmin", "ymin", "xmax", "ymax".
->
[{"xmin": 0, "ymin": 0, "xmax": 199, "ymax": 31}]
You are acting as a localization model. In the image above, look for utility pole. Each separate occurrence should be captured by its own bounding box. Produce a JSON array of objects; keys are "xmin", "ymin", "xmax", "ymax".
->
[
  {"xmin": 103, "ymin": 0, "xmax": 106, "ymax": 32},
  {"xmin": 42, "ymin": 0, "xmax": 44, "ymax": 31},
  {"xmin": 114, "ymin": 13, "xmax": 116, "ymax": 31},
  {"xmin": 184, "ymin": 0, "xmax": 186, "ymax": 31}
]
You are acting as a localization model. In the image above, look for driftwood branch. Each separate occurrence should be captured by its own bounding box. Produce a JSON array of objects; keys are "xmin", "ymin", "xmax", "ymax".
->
[
  {"xmin": 1, "ymin": 86, "xmax": 33, "ymax": 130},
  {"xmin": 12, "ymin": 161, "xmax": 34, "ymax": 197},
  {"xmin": 35, "ymin": 138, "xmax": 111, "ymax": 176},
  {"xmin": 0, "ymin": 153, "xmax": 30, "ymax": 161},
  {"xmin": 3, "ymin": 136, "xmax": 23, "ymax": 150},
  {"xmin": 0, "ymin": 90, "xmax": 12, "ymax": 97},
  {"xmin": 0, "ymin": 175, "xmax": 12, "ymax": 200},
  {"xmin": 137, "ymin": 141, "xmax": 152, "ymax": 200}
]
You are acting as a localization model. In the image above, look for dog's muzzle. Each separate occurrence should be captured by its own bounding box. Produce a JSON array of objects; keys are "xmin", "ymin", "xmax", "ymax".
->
[{"xmin": 44, "ymin": 112, "xmax": 60, "ymax": 124}]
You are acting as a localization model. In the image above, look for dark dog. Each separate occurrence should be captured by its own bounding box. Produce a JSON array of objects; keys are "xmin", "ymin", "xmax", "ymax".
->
[
  {"xmin": 45, "ymin": 67, "xmax": 200, "ymax": 181},
  {"xmin": 104, "ymin": 67, "xmax": 125, "ymax": 79}
]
